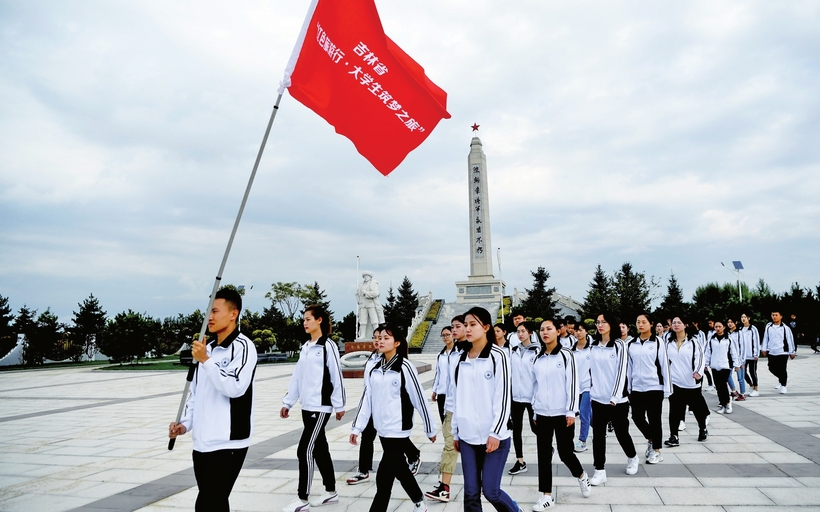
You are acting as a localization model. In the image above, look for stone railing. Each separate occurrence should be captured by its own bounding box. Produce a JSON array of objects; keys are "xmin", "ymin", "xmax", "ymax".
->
[{"xmin": 407, "ymin": 292, "xmax": 433, "ymax": 349}]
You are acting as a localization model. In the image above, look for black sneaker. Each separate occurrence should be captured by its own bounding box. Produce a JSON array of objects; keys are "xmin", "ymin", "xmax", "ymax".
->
[
  {"xmin": 663, "ymin": 436, "xmax": 680, "ymax": 447},
  {"xmin": 508, "ymin": 460, "xmax": 527, "ymax": 475},
  {"xmin": 607, "ymin": 421, "xmax": 614, "ymax": 433},
  {"xmin": 408, "ymin": 458, "xmax": 421, "ymax": 475},
  {"xmin": 698, "ymin": 429, "xmax": 708, "ymax": 442},
  {"xmin": 424, "ymin": 482, "xmax": 450, "ymax": 502}
]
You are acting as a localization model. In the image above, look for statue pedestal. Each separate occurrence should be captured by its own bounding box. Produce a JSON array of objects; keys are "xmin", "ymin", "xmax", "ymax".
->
[{"xmin": 455, "ymin": 277, "xmax": 505, "ymax": 303}]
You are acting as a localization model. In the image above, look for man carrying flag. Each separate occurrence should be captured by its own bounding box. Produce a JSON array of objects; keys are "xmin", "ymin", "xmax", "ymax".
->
[{"xmin": 168, "ymin": 288, "xmax": 258, "ymax": 512}]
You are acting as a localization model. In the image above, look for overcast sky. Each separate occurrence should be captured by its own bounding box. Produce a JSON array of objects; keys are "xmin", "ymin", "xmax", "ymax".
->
[{"xmin": 1, "ymin": 1, "xmax": 818, "ymax": 323}]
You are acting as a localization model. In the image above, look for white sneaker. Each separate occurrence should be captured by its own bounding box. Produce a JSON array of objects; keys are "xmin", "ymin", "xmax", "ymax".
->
[
  {"xmin": 749, "ymin": 390, "xmax": 760, "ymax": 397},
  {"xmin": 578, "ymin": 472, "xmax": 591, "ymax": 497},
  {"xmin": 646, "ymin": 451, "xmax": 663, "ymax": 464},
  {"xmin": 780, "ymin": 386, "xmax": 788, "ymax": 394},
  {"xmin": 309, "ymin": 492, "xmax": 338, "ymax": 507},
  {"xmin": 283, "ymin": 499, "xmax": 310, "ymax": 512},
  {"xmin": 725, "ymin": 403, "xmax": 733, "ymax": 414},
  {"xmin": 589, "ymin": 469, "xmax": 607, "ymax": 486},
  {"xmin": 532, "ymin": 494, "xmax": 555, "ymax": 510},
  {"xmin": 716, "ymin": 406, "xmax": 725, "ymax": 414},
  {"xmin": 679, "ymin": 421, "xmax": 686, "ymax": 431},
  {"xmin": 644, "ymin": 441, "xmax": 653, "ymax": 459},
  {"xmin": 626, "ymin": 456, "xmax": 639, "ymax": 475},
  {"xmin": 775, "ymin": 383, "xmax": 782, "ymax": 390},
  {"xmin": 413, "ymin": 500, "xmax": 428, "ymax": 512},
  {"xmin": 574, "ymin": 440, "xmax": 588, "ymax": 452},
  {"xmin": 689, "ymin": 410, "xmax": 694, "ymax": 415}
]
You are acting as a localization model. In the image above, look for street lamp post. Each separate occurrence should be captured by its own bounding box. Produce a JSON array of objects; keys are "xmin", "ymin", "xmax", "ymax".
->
[{"xmin": 721, "ymin": 261, "xmax": 744, "ymax": 301}]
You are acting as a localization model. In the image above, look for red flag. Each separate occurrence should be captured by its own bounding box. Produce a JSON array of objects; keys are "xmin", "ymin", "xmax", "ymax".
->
[{"xmin": 280, "ymin": 0, "xmax": 451, "ymax": 176}]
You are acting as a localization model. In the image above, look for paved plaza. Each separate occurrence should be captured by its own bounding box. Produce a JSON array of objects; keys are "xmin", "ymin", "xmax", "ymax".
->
[{"xmin": 1, "ymin": 354, "xmax": 820, "ymax": 512}]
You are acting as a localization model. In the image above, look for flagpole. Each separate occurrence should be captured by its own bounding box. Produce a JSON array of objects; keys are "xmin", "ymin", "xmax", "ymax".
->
[
  {"xmin": 355, "ymin": 256, "xmax": 360, "ymax": 339},
  {"xmin": 169, "ymin": 92, "xmax": 284, "ymax": 450}
]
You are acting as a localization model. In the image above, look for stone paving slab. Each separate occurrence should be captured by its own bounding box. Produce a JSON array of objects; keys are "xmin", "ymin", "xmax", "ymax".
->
[{"xmin": 0, "ymin": 354, "xmax": 818, "ymax": 511}]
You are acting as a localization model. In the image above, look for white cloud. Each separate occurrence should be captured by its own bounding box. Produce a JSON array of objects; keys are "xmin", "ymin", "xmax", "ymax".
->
[{"xmin": 1, "ymin": 0, "xmax": 818, "ymax": 321}]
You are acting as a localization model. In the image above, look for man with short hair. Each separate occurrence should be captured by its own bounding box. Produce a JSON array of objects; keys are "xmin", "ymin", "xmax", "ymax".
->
[
  {"xmin": 559, "ymin": 317, "xmax": 577, "ymax": 349},
  {"xmin": 762, "ymin": 310, "xmax": 796, "ymax": 394},
  {"xmin": 507, "ymin": 313, "xmax": 539, "ymax": 347},
  {"xmin": 169, "ymin": 288, "xmax": 258, "ymax": 512}
]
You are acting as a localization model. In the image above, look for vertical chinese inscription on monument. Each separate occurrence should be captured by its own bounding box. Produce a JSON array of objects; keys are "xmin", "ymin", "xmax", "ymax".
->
[{"xmin": 472, "ymin": 164, "xmax": 484, "ymax": 258}]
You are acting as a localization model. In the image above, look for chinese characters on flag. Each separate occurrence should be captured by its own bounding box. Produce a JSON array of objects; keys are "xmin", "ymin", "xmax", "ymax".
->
[{"xmin": 280, "ymin": 0, "xmax": 451, "ymax": 176}]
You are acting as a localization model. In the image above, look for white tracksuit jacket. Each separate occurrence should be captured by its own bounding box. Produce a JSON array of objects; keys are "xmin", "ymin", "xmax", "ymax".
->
[
  {"xmin": 451, "ymin": 343, "xmax": 512, "ymax": 445},
  {"xmin": 180, "ymin": 329, "xmax": 258, "ymax": 453},
  {"xmin": 351, "ymin": 353, "xmax": 435, "ymax": 439},
  {"xmin": 666, "ymin": 336, "xmax": 705, "ymax": 389},
  {"xmin": 532, "ymin": 344, "xmax": 579, "ymax": 418},
  {"xmin": 627, "ymin": 334, "xmax": 672, "ymax": 397},
  {"xmin": 282, "ymin": 336, "xmax": 346, "ymax": 414},
  {"xmin": 589, "ymin": 338, "xmax": 629, "ymax": 405}
]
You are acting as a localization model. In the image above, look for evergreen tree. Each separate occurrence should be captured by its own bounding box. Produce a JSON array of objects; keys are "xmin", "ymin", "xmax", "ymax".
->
[
  {"xmin": 383, "ymin": 285, "xmax": 398, "ymax": 326},
  {"xmin": 336, "ymin": 311, "xmax": 357, "ymax": 342},
  {"xmin": 100, "ymin": 310, "xmax": 160, "ymax": 364},
  {"xmin": 23, "ymin": 309, "xmax": 65, "ymax": 365},
  {"xmin": 0, "ymin": 294, "xmax": 15, "ymax": 358},
  {"xmin": 392, "ymin": 276, "xmax": 419, "ymax": 333},
  {"xmin": 519, "ymin": 267, "xmax": 560, "ymax": 320},
  {"xmin": 656, "ymin": 272, "xmax": 689, "ymax": 320},
  {"xmin": 692, "ymin": 282, "xmax": 737, "ymax": 324},
  {"xmin": 613, "ymin": 262, "xmax": 651, "ymax": 326},
  {"xmin": 581, "ymin": 265, "xmax": 616, "ymax": 320},
  {"xmin": 12, "ymin": 305, "xmax": 37, "ymax": 341},
  {"xmin": 68, "ymin": 293, "xmax": 107, "ymax": 361},
  {"xmin": 302, "ymin": 281, "xmax": 334, "ymax": 321}
]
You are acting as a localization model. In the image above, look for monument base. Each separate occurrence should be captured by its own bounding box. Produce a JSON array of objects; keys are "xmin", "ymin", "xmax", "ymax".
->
[{"xmin": 455, "ymin": 277, "xmax": 505, "ymax": 303}]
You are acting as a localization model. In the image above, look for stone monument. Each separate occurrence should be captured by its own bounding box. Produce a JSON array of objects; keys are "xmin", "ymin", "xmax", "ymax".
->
[
  {"xmin": 356, "ymin": 271, "xmax": 385, "ymax": 339},
  {"xmin": 455, "ymin": 126, "xmax": 505, "ymax": 303}
]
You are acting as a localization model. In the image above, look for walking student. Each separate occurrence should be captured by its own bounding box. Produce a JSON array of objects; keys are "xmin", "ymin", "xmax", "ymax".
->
[
  {"xmin": 627, "ymin": 313, "xmax": 672, "ymax": 464},
  {"xmin": 726, "ymin": 318, "xmax": 747, "ymax": 401},
  {"xmin": 169, "ymin": 288, "xmax": 258, "ymax": 512},
  {"xmin": 573, "ymin": 323, "xmax": 593, "ymax": 453},
  {"xmin": 431, "ymin": 326, "xmax": 455, "ymax": 423},
  {"xmin": 347, "ymin": 327, "xmax": 382, "ymax": 485},
  {"xmin": 739, "ymin": 313, "xmax": 761, "ymax": 396},
  {"xmin": 531, "ymin": 318, "xmax": 591, "ymax": 510},
  {"xmin": 281, "ymin": 305, "xmax": 346, "ymax": 512},
  {"xmin": 588, "ymin": 312, "xmax": 638, "ymax": 486},
  {"xmin": 425, "ymin": 315, "xmax": 470, "ymax": 503},
  {"xmin": 664, "ymin": 315, "xmax": 710, "ymax": 447},
  {"xmin": 706, "ymin": 320, "xmax": 740, "ymax": 414},
  {"xmin": 507, "ymin": 321, "xmax": 538, "ymax": 475},
  {"xmin": 692, "ymin": 320, "xmax": 714, "ymax": 391},
  {"xmin": 762, "ymin": 309, "xmax": 796, "ymax": 393},
  {"xmin": 451, "ymin": 307, "xmax": 520, "ymax": 512},
  {"xmin": 351, "ymin": 326, "xmax": 436, "ymax": 512}
]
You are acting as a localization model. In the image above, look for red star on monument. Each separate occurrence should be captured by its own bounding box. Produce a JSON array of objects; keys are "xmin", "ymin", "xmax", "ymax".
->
[{"xmin": 471, "ymin": 123, "xmax": 480, "ymax": 132}]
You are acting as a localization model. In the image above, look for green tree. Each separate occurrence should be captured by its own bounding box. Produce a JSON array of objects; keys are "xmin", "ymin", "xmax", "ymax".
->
[
  {"xmin": 23, "ymin": 309, "xmax": 66, "ymax": 365},
  {"xmin": 157, "ymin": 313, "xmax": 201, "ymax": 356},
  {"xmin": 251, "ymin": 329, "xmax": 276, "ymax": 353},
  {"xmin": 389, "ymin": 276, "xmax": 419, "ymax": 333},
  {"xmin": 12, "ymin": 305, "xmax": 37, "ymax": 342},
  {"xmin": 518, "ymin": 267, "xmax": 560, "ymax": 320},
  {"xmin": 68, "ymin": 294, "xmax": 107, "ymax": 361},
  {"xmin": 581, "ymin": 265, "xmax": 616, "ymax": 320},
  {"xmin": 262, "ymin": 295, "xmax": 304, "ymax": 355},
  {"xmin": 613, "ymin": 262, "xmax": 651, "ymax": 327},
  {"xmin": 265, "ymin": 282, "xmax": 308, "ymax": 321},
  {"xmin": 100, "ymin": 310, "xmax": 160, "ymax": 364},
  {"xmin": 655, "ymin": 272, "xmax": 689, "ymax": 320},
  {"xmin": 240, "ymin": 309, "xmax": 266, "ymax": 336},
  {"xmin": 382, "ymin": 285, "xmax": 398, "ymax": 326},
  {"xmin": 692, "ymin": 282, "xmax": 737, "ymax": 324},
  {"xmin": 0, "ymin": 294, "xmax": 15, "ymax": 358},
  {"xmin": 302, "ymin": 281, "xmax": 333, "ymax": 318},
  {"xmin": 336, "ymin": 311, "xmax": 357, "ymax": 342}
]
